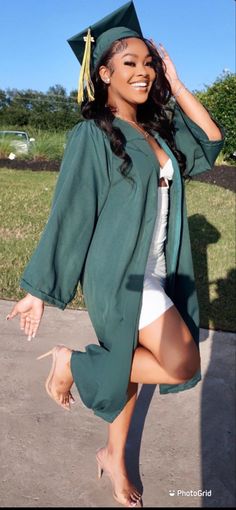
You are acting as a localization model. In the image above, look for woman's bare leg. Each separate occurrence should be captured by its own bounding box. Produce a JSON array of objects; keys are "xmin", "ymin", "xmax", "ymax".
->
[
  {"xmin": 45, "ymin": 306, "xmax": 200, "ymax": 506},
  {"xmin": 133, "ymin": 304, "xmax": 201, "ymax": 384},
  {"xmin": 96, "ymin": 381, "xmax": 142, "ymax": 506},
  {"xmin": 100, "ymin": 305, "xmax": 200, "ymax": 506}
]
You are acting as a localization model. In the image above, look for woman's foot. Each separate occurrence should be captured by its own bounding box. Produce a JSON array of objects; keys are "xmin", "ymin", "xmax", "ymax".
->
[
  {"xmin": 96, "ymin": 446, "xmax": 142, "ymax": 507},
  {"xmin": 38, "ymin": 345, "xmax": 74, "ymax": 410}
]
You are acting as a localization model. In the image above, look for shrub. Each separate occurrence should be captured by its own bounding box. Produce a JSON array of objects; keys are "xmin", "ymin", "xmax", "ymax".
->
[
  {"xmin": 195, "ymin": 71, "xmax": 236, "ymax": 162},
  {"xmin": 27, "ymin": 131, "xmax": 66, "ymax": 161},
  {"xmin": 0, "ymin": 139, "xmax": 13, "ymax": 158}
]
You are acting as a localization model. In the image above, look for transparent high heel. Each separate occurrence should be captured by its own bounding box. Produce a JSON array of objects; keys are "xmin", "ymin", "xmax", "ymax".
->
[
  {"xmin": 96, "ymin": 451, "xmax": 143, "ymax": 507},
  {"xmin": 37, "ymin": 345, "xmax": 74, "ymax": 411}
]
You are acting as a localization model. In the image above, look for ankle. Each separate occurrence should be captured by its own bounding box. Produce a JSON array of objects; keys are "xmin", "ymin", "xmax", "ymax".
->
[
  {"xmin": 63, "ymin": 348, "xmax": 73, "ymax": 377},
  {"xmin": 66, "ymin": 357, "xmax": 73, "ymax": 378},
  {"xmin": 106, "ymin": 444, "xmax": 126, "ymax": 462}
]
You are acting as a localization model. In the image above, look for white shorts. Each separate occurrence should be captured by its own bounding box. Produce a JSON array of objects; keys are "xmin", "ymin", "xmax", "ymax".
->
[{"xmin": 138, "ymin": 186, "xmax": 174, "ymax": 330}]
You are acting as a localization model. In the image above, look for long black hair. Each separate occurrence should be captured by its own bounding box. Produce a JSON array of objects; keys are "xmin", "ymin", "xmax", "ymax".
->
[{"xmin": 82, "ymin": 37, "xmax": 186, "ymax": 179}]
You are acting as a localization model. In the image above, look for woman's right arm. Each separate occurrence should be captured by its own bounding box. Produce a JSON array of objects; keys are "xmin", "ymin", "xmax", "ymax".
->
[
  {"xmin": 6, "ymin": 121, "xmax": 111, "ymax": 338},
  {"xmin": 6, "ymin": 293, "xmax": 44, "ymax": 341},
  {"xmin": 18, "ymin": 121, "xmax": 111, "ymax": 309}
]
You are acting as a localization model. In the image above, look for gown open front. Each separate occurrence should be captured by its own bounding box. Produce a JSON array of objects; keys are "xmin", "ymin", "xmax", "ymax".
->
[{"xmin": 138, "ymin": 158, "xmax": 174, "ymax": 330}]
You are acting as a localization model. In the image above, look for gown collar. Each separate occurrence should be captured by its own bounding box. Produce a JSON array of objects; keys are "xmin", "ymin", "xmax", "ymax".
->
[
  {"xmin": 113, "ymin": 117, "xmax": 173, "ymax": 172},
  {"xmin": 113, "ymin": 116, "xmax": 181, "ymax": 186},
  {"xmin": 113, "ymin": 116, "xmax": 151, "ymax": 141},
  {"xmin": 112, "ymin": 116, "xmax": 169, "ymax": 150}
]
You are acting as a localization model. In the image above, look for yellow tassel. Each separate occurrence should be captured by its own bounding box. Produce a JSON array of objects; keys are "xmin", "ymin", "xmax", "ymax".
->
[{"xmin": 77, "ymin": 28, "xmax": 95, "ymax": 103}]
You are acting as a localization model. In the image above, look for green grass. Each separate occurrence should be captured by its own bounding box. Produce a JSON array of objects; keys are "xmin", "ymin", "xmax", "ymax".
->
[
  {"xmin": 215, "ymin": 151, "xmax": 234, "ymax": 166},
  {"xmin": 27, "ymin": 131, "xmax": 66, "ymax": 161},
  {"xmin": 0, "ymin": 139, "xmax": 14, "ymax": 158},
  {"xmin": 0, "ymin": 168, "xmax": 84, "ymax": 309},
  {"xmin": 0, "ymin": 168, "xmax": 235, "ymax": 331},
  {"xmin": 185, "ymin": 180, "xmax": 235, "ymax": 331}
]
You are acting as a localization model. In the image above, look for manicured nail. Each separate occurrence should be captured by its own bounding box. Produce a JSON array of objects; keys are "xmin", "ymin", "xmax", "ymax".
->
[
  {"xmin": 6, "ymin": 315, "xmax": 10, "ymax": 320},
  {"xmin": 27, "ymin": 336, "xmax": 32, "ymax": 342}
]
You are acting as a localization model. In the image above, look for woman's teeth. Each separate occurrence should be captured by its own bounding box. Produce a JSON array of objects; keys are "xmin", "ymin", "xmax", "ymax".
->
[{"xmin": 131, "ymin": 82, "xmax": 148, "ymax": 89}]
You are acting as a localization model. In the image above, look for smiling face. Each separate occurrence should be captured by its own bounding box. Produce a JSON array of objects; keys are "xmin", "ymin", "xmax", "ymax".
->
[{"xmin": 99, "ymin": 37, "xmax": 156, "ymax": 113}]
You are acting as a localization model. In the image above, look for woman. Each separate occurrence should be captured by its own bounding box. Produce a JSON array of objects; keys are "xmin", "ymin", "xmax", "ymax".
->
[{"xmin": 7, "ymin": 1, "xmax": 224, "ymax": 507}]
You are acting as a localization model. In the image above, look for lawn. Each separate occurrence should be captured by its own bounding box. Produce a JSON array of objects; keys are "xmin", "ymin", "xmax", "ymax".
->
[{"xmin": 0, "ymin": 168, "xmax": 235, "ymax": 331}]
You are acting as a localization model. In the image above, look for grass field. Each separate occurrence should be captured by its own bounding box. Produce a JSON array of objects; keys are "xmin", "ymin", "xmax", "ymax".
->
[{"xmin": 0, "ymin": 168, "xmax": 235, "ymax": 331}]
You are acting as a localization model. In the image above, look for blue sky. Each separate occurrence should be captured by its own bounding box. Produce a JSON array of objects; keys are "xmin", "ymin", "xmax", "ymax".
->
[{"xmin": 1, "ymin": 0, "xmax": 235, "ymax": 94}]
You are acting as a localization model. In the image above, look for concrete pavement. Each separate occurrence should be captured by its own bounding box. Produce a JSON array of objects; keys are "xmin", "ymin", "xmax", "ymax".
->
[{"xmin": 0, "ymin": 299, "xmax": 235, "ymax": 508}]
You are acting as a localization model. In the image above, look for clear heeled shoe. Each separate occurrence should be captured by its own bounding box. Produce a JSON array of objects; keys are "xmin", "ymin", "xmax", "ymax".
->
[
  {"xmin": 37, "ymin": 345, "xmax": 74, "ymax": 411},
  {"xmin": 96, "ymin": 451, "xmax": 143, "ymax": 507}
]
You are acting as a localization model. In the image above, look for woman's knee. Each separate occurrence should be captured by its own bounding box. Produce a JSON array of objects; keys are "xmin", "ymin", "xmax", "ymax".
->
[{"xmin": 169, "ymin": 350, "xmax": 201, "ymax": 383}]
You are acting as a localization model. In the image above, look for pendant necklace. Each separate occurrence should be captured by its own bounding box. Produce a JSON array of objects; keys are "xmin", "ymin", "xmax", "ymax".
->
[{"xmin": 116, "ymin": 116, "xmax": 150, "ymax": 140}]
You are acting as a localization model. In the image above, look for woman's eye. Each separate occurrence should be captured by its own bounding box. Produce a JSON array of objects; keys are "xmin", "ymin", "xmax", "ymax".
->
[{"xmin": 123, "ymin": 60, "xmax": 154, "ymax": 67}]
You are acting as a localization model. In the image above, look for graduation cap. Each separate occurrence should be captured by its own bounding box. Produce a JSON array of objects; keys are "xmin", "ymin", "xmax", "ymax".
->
[{"xmin": 67, "ymin": 1, "xmax": 143, "ymax": 103}]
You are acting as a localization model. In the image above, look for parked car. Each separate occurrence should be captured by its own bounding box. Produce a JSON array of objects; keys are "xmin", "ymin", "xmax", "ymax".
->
[{"xmin": 0, "ymin": 130, "xmax": 35, "ymax": 155}]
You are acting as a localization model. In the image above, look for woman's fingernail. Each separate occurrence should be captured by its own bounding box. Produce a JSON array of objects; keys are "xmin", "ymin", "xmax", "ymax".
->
[
  {"xmin": 6, "ymin": 315, "xmax": 10, "ymax": 320},
  {"xmin": 27, "ymin": 336, "xmax": 32, "ymax": 342}
]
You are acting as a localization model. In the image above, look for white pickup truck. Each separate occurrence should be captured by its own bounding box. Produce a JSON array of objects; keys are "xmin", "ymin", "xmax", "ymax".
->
[{"xmin": 0, "ymin": 130, "xmax": 35, "ymax": 155}]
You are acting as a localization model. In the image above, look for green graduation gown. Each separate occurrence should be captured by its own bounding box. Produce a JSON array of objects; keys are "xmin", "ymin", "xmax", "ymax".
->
[{"xmin": 20, "ymin": 104, "xmax": 224, "ymax": 423}]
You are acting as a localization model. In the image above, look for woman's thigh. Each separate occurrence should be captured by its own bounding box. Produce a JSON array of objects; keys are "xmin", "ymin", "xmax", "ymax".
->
[{"xmin": 138, "ymin": 305, "xmax": 201, "ymax": 380}]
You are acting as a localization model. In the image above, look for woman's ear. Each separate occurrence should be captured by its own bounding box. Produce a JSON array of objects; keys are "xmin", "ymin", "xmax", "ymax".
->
[{"xmin": 99, "ymin": 66, "xmax": 111, "ymax": 84}]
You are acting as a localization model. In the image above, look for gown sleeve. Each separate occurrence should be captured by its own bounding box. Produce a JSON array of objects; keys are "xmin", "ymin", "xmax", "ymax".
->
[
  {"xmin": 20, "ymin": 120, "xmax": 111, "ymax": 309},
  {"xmin": 172, "ymin": 103, "xmax": 225, "ymax": 176}
]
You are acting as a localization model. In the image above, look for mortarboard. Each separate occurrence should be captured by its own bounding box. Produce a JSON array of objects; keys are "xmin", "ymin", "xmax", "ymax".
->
[{"xmin": 67, "ymin": 1, "xmax": 143, "ymax": 103}]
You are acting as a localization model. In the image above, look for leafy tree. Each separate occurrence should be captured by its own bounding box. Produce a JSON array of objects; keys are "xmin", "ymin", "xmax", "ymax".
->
[
  {"xmin": 0, "ymin": 86, "xmax": 82, "ymax": 132},
  {"xmin": 0, "ymin": 89, "xmax": 8, "ymax": 125},
  {"xmin": 47, "ymin": 84, "xmax": 67, "ymax": 98},
  {"xmin": 0, "ymin": 89, "xmax": 7, "ymax": 109},
  {"xmin": 194, "ymin": 71, "xmax": 236, "ymax": 161}
]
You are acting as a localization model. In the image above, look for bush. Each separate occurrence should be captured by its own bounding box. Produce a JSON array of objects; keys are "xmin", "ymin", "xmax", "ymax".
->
[
  {"xmin": 195, "ymin": 71, "xmax": 236, "ymax": 162},
  {"xmin": 0, "ymin": 139, "xmax": 13, "ymax": 158},
  {"xmin": 27, "ymin": 131, "xmax": 66, "ymax": 161}
]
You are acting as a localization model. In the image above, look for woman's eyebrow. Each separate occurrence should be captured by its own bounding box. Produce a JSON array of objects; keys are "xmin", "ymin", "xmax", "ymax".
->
[{"xmin": 121, "ymin": 53, "xmax": 152, "ymax": 58}]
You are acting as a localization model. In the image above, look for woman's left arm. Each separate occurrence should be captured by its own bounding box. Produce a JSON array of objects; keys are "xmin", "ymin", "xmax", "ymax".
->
[{"xmin": 157, "ymin": 43, "xmax": 223, "ymax": 141}]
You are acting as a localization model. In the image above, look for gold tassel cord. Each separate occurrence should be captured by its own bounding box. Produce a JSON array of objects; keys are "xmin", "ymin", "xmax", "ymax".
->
[{"xmin": 77, "ymin": 28, "xmax": 95, "ymax": 103}]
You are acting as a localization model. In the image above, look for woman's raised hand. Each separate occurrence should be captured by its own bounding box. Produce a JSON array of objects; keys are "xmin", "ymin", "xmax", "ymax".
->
[
  {"xmin": 151, "ymin": 41, "xmax": 181, "ymax": 93},
  {"xmin": 6, "ymin": 293, "xmax": 44, "ymax": 341}
]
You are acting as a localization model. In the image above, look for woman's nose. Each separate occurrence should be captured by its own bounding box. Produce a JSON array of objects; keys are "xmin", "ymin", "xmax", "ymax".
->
[
  {"xmin": 136, "ymin": 70, "xmax": 148, "ymax": 78},
  {"xmin": 136, "ymin": 64, "xmax": 149, "ymax": 76}
]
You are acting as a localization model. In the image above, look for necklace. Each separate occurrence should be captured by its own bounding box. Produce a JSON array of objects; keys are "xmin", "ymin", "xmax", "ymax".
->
[{"xmin": 116, "ymin": 116, "xmax": 150, "ymax": 139}]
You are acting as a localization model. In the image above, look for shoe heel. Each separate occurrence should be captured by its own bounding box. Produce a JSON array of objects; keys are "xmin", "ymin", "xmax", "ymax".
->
[{"xmin": 37, "ymin": 349, "xmax": 53, "ymax": 360}]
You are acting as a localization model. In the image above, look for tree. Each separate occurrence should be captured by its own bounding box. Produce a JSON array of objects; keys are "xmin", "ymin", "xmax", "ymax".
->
[
  {"xmin": 194, "ymin": 71, "xmax": 236, "ymax": 161},
  {"xmin": 0, "ymin": 86, "xmax": 82, "ymax": 131}
]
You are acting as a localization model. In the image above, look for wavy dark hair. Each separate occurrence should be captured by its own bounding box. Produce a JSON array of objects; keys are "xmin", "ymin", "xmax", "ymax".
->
[{"xmin": 81, "ymin": 37, "xmax": 186, "ymax": 179}]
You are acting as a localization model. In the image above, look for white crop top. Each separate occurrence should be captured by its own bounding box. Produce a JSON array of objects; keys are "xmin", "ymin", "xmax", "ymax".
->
[{"xmin": 159, "ymin": 158, "xmax": 174, "ymax": 184}]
